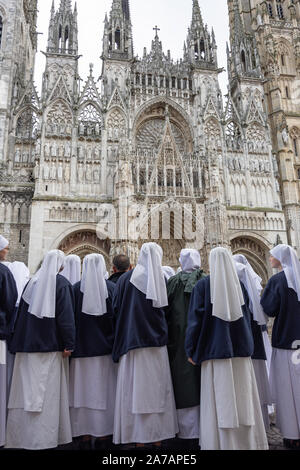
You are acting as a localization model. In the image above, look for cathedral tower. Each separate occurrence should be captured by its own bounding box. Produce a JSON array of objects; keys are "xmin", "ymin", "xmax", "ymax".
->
[
  {"xmin": 102, "ymin": 0, "xmax": 133, "ymax": 60},
  {"xmin": 0, "ymin": 0, "xmax": 38, "ymax": 263},
  {"xmin": 0, "ymin": 0, "xmax": 37, "ymax": 163},
  {"xmin": 228, "ymin": 0, "xmax": 300, "ymax": 252},
  {"xmin": 186, "ymin": 0, "xmax": 218, "ymax": 67},
  {"xmin": 0, "ymin": 0, "xmax": 289, "ymax": 281},
  {"xmin": 42, "ymin": 0, "xmax": 79, "ymax": 102}
]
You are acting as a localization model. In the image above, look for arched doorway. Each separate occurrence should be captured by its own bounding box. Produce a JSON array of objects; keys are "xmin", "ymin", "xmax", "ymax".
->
[
  {"xmin": 58, "ymin": 230, "xmax": 111, "ymax": 266},
  {"xmin": 231, "ymin": 236, "xmax": 270, "ymax": 286}
]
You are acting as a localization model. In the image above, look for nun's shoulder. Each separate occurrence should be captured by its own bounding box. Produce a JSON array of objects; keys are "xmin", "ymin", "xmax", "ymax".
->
[
  {"xmin": 57, "ymin": 273, "xmax": 72, "ymax": 289},
  {"xmin": 106, "ymin": 279, "xmax": 116, "ymax": 294},
  {"xmin": 0, "ymin": 263, "xmax": 9, "ymax": 276},
  {"xmin": 194, "ymin": 274, "xmax": 209, "ymax": 291},
  {"xmin": 73, "ymin": 281, "xmax": 81, "ymax": 292},
  {"xmin": 266, "ymin": 271, "xmax": 286, "ymax": 287}
]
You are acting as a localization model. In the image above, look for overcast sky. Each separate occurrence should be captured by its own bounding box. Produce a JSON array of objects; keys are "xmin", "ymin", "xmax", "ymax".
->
[{"xmin": 34, "ymin": 0, "xmax": 230, "ymax": 97}]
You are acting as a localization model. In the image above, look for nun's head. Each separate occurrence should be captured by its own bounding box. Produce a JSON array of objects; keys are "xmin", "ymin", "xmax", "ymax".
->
[
  {"xmin": 42, "ymin": 250, "xmax": 66, "ymax": 274},
  {"xmin": 179, "ymin": 249, "xmax": 201, "ymax": 272},
  {"xmin": 0, "ymin": 236, "xmax": 9, "ymax": 261},
  {"xmin": 138, "ymin": 243, "xmax": 163, "ymax": 266},
  {"xmin": 269, "ymin": 254, "xmax": 282, "ymax": 269},
  {"xmin": 270, "ymin": 244, "xmax": 293, "ymax": 270}
]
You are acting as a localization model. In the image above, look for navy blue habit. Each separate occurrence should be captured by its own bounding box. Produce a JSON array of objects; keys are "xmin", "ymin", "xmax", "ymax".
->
[
  {"xmin": 112, "ymin": 270, "xmax": 168, "ymax": 363},
  {"xmin": 185, "ymin": 275, "xmax": 254, "ymax": 366},
  {"xmin": 71, "ymin": 280, "xmax": 116, "ymax": 358},
  {"xmin": 9, "ymin": 274, "xmax": 75, "ymax": 353},
  {"xmin": 261, "ymin": 271, "xmax": 300, "ymax": 350},
  {"xmin": 0, "ymin": 263, "xmax": 18, "ymax": 341}
]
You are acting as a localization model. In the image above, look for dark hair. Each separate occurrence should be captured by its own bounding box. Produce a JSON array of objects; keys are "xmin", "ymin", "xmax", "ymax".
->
[{"xmin": 113, "ymin": 254, "xmax": 130, "ymax": 272}]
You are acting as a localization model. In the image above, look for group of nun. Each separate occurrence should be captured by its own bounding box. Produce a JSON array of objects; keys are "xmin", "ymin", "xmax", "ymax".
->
[{"xmin": 0, "ymin": 233, "xmax": 300, "ymax": 451}]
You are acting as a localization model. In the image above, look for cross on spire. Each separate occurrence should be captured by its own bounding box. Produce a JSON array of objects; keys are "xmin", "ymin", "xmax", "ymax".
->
[{"xmin": 153, "ymin": 25, "xmax": 160, "ymax": 37}]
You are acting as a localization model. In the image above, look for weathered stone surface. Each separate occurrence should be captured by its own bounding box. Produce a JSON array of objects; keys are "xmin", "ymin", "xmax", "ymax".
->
[{"xmin": 0, "ymin": 0, "xmax": 299, "ymax": 276}]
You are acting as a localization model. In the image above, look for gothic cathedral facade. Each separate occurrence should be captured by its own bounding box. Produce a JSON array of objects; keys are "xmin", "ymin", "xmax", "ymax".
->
[{"xmin": 0, "ymin": 0, "xmax": 299, "ymax": 283}]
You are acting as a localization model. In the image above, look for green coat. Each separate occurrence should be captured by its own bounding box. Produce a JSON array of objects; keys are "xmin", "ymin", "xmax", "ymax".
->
[{"xmin": 166, "ymin": 269, "xmax": 206, "ymax": 410}]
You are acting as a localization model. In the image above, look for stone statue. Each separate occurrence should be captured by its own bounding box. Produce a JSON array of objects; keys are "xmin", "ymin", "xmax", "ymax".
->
[
  {"xmin": 51, "ymin": 143, "xmax": 56, "ymax": 157},
  {"xmin": 51, "ymin": 164, "xmax": 57, "ymax": 180},
  {"xmin": 211, "ymin": 168, "xmax": 219, "ymax": 188},
  {"xmin": 282, "ymin": 127, "xmax": 289, "ymax": 146},
  {"xmin": 257, "ymin": 14, "xmax": 262, "ymax": 26},
  {"xmin": 64, "ymin": 165, "xmax": 70, "ymax": 183},
  {"xmin": 43, "ymin": 163, "xmax": 50, "ymax": 180},
  {"xmin": 272, "ymin": 155, "xmax": 279, "ymax": 173},
  {"xmin": 94, "ymin": 169, "xmax": 100, "ymax": 181},
  {"xmin": 78, "ymin": 164, "xmax": 84, "ymax": 182},
  {"xmin": 118, "ymin": 160, "xmax": 132, "ymax": 185},
  {"xmin": 15, "ymin": 149, "xmax": 21, "ymax": 162},
  {"xmin": 86, "ymin": 166, "xmax": 92, "ymax": 182},
  {"xmin": 33, "ymin": 162, "xmax": 40, "ymax": 180},
  {"xmin": 57, "ymin": 165, "xmax": 63, "ymax": 181},
  {"xmin": 79, "ymin": 146, "xmax": 84, "ymax": 159}
]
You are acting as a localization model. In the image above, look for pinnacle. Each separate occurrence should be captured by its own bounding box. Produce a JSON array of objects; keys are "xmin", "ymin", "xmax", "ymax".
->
[
  {"xmin": 233, "ymin": 0, "xmax": 244, "ymax": 38},
  {"xmin": 192, "ymin": 0, "xmax": 204, "ymax": 26},
  {"xmin": 59, "ymin": 0, "xmax": 72, "ymax": 13}
]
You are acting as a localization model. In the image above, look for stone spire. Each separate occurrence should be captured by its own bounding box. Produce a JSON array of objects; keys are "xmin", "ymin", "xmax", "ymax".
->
[
  {"xmin": 186, "ymin": 0, "xmax": 217, "ymax": 67},
  {"xmin": 122, "ymin": 0, "xmax": 131, "ymax": 21},
  {"xmin": 191, "ymin": 0, "xmax": 204, "ymax": 29},
  {"xmin": 47, "ymin": 0, "xmax": 78, "ymax": 55},
  {"xmin": 102, "ymin": 0, "xmax": 133, "ymax": 60},
  {"xmin": 149, "ymin": 26, "xmax": 165, "ymax": 62},
  {"xmin": 232, "ymin": 0, "xmax": 244, "ymax": 42},
  {"xmin": 227, "ymin": 0, "xmax": 261, "ymax": 79},
  {"xmin": 59, "ymin": 0, "xmax": 72, "ymax": 12}
]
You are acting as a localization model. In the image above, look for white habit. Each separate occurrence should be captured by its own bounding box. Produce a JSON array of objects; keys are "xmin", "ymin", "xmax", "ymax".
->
[
  {"xmin": 0, "ymin": 340, "xmax": 7, "ymax": 447},
  {"xmin": 6, "ymin": 352, "xmax": 72, "ymax": 450},
  {"xmin": 177, "ymin": 407, "xmax": 200, "ymax": 440},
  {"xmin": 270, "ymin": 348, "xmax": 300, "ymax": 439},
  {"xmin": 200, "ymin": 357, "xmax": 269, "ymax": 450},
  {"xmin": 252, "ymin": 359, "xmax": 272, "ymax": 431},
  {"xmin": 69, "ymin": 355, "xmax": 118, "ymax": 437},
  {"xmin": 113, "ymin": 346, "xmax": 179, "ymax": 444}
]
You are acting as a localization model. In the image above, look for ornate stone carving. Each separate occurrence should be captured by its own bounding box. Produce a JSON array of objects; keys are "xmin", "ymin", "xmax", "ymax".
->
[{"xmin": 59, "ymin": 231, "xmax": 111, "ymax": 256}]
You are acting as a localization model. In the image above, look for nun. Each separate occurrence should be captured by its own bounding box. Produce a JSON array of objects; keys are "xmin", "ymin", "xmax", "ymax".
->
[
  {"xmin": 69, "ymin": 254, "xmax": 117, "ymax": 450},
  {"xmin": 112, "ymin": 243, "xmax": 178, "ymax": 447},
  {"xmin": 261, "ymin": 244, "xmax": 300, "ymax": 449},
  {"xmin": 0, "ymin": 236, "xmax": 18, "ymax": 448},
  {"xmin": 61, "ymin": 254, "xmax": 81, "ymax": 285},
  {"xmin": 6, "ymin": 250, "xmax": 76, "ymax": 450},
  {"xmin": 185, "ymin": 247, "xmax": 268, "ymax": 450},
  {"xmin": 162, "ymin": 266, "xmax": 176, "ymax": 282},
  {"xmin": 233, "ymin": 255, "xmax": 274, "ymax": 411},
  {"xmin": 234, "ymin": 259, "xmax": 272, "ymax": 431},
  {"xmin": 165, "ymin": 249, "xmax": 206, "ymax": 444},
  {"xmin": 4, "ymin": 262, "xmax": 30, "ymax": 401}
]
